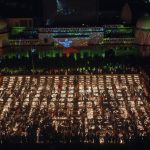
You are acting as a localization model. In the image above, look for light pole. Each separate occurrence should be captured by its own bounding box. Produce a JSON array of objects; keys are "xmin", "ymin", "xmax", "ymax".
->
[{"xmin": 31, "ymin": 48, "xmax": 36, "ymax": 74}]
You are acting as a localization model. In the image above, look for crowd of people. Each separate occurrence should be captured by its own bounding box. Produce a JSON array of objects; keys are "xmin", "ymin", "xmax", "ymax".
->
[
  {"xmin": 0, "ymin": 63, "xmax": 144, "ymax": 75},
  {"xmin": 0, "ymin": 75, "xmax": 150, "ymax": 144},
  {"xmin": 1, "ymin": 50, "xmax": 150, "ymax": 80}
]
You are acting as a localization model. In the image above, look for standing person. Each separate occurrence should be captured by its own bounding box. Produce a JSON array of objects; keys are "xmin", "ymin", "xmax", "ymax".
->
[
  {"xmin": 36, "ymin": 128, "xmax": 40, "ymax": 143},
  {"xmin": 0, "ymin": 130, "xmax": 3, "ymax": 143}
]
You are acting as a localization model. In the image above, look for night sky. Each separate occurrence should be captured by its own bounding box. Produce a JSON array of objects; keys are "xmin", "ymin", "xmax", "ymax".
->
[{"xmin": 0, "ymin": 0, "xmax": 150, "ymax": 25}]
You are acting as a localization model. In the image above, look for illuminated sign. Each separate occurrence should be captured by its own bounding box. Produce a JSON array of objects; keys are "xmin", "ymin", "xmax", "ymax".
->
[{"xmin": 58, "ymin": 38, "xmax": 73, "ymax": 48}]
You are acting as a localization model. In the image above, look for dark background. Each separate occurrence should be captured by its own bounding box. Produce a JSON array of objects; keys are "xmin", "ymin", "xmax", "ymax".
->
[{"xmin": 0, "ymin": 0, "xmax": 150, "ymax": 26}]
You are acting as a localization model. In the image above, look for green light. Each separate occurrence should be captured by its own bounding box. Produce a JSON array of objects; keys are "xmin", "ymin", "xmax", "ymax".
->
[
  {"xmin": 52, "ymin": 51, "xmax": 56, "ymax": 58},
  {"xmin": 59, "ymin": 52, "xmax": 63, "ymax": 57},
  {"xmin": 88, "ymin": 51, "xmax": 91, "ymax": 57},
  {"xmin": 81, "ymin": 52, "xmax": 84, "ymax": 59},
  {"xmin": 74, "ymin": 53, "xmax": 77, "ymax": 61},
  {"xmin": 91, "ymin": 52, "xmax": 94, "ymax": 58},
  {"xmin": 11, "ymin": 27, "xmax": 26, "ymax": 36}
]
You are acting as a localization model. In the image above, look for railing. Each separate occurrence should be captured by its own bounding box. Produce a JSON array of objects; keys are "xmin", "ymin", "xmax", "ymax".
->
[
  {"xmin": 8, "ymin": 39, "xmax": 42, "ymax": 46},
  {"xmin": 38, "ymin": 27, "xmax": 104, "ymax": 33},
  {"xmin": 100, "ymin": 38, "xmax": 136, "ymax": 44}
]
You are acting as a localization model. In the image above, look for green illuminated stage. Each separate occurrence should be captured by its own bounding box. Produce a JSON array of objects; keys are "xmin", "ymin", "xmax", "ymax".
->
[
  {"xmin": 0, "ymin": 45, "xmax": 149, "ymax": 75},
  {"xmin": 0, "ymin": 45, "xmax": 145, "ymax": 59}
]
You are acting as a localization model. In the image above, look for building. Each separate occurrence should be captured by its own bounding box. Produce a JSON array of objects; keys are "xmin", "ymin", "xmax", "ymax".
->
[
  {"xmin": 0, "ymin": 19, "xmax": 8, "ymax": 47},
  {"xmin": 135, "ymin": 14, "xmax": 150, "ymax": 45}
]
